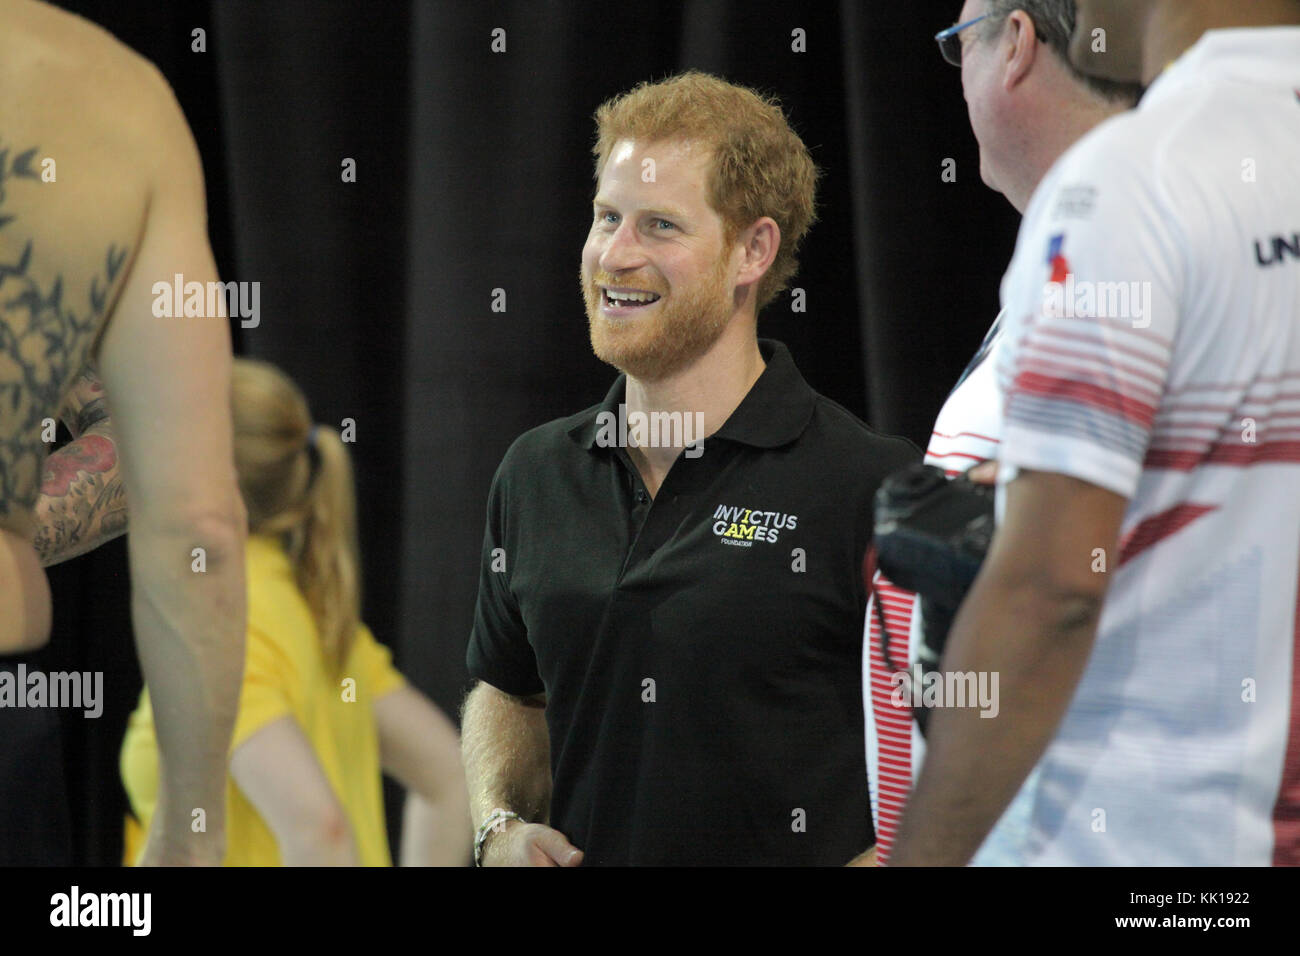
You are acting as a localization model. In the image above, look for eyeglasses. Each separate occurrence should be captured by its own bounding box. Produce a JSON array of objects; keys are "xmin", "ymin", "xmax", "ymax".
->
[{"xmin": 935, "ymin": 13, "xmax": 990, "ymax": 67}]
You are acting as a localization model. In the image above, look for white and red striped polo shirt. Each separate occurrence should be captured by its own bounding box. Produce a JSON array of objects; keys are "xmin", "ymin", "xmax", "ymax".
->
[
  {"xmin": 863, "ymin": 314, "xmax": 1007, "ymax": 864},
  {"xmin": 983, "ymin": 27, "xmax": 1300, "ymax": 865}
]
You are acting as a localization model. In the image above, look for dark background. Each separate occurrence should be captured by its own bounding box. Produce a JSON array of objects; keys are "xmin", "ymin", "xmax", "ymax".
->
[{"xmin": 0, "ymin": 0, "xmax": 1020, "ymax": 865}]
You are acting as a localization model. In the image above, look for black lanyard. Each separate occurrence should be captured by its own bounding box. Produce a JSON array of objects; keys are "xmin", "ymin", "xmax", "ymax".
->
[{"xmin": 946, "ymin": 311, "xmax": 1005, "ymax": 400}]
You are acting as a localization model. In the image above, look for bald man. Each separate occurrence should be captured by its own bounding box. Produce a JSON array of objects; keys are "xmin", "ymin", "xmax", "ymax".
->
[{"xmin": 1, "ymin": 0, "xmax": 245, "ymax": 865}]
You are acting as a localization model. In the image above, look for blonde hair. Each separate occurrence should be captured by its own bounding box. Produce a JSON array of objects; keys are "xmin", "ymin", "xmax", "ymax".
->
[
  {"xmin": 592, "ymin": 70, "xmax": 819, "ymax": 311},
  {"xmin": 231, "ymin": 357, "xmax": 360, "ymax": 674}
]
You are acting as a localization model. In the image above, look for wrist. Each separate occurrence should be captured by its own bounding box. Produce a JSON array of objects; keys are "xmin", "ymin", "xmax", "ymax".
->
[
  {"xmin": 474, "ymin": 808, "xmax": 525, "ymax": 866},
  {"xmin": 143, "ymin": 825, "xmax": 226, "ymax": 866}
]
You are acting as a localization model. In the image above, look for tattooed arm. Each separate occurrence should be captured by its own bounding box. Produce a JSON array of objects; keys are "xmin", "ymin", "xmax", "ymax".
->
[{"xmin": 32, "ymin": 364, "xmax": 127, "ymax": 566}]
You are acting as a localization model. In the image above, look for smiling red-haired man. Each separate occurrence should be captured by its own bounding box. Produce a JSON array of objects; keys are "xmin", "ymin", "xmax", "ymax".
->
[{"xmin": 462, "ymin": 71, "xmax": 918, "ymax": 866}]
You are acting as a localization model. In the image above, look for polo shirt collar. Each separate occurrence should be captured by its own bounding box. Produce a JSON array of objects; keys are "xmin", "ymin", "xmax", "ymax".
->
[{"xmin": 571, "ymin": 338, "xmax": 816, "ymax": 451}]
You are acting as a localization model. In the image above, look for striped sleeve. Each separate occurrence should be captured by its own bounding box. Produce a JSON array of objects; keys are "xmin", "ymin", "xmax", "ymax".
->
[{"xmin": 996, "ymin": 136, "xmax": 1184, "ymax": 500}]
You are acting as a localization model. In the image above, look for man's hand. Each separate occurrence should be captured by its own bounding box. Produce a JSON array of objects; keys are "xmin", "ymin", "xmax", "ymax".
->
[{"xmin": 482, "ymin": 820, "xmax": 583, "ymax": 867}]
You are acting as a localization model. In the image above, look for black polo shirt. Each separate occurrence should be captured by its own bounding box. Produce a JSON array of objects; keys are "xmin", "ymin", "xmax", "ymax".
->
[{"xmin": 467, "ymin": 339, "xmax": 918, "ymax": 865}]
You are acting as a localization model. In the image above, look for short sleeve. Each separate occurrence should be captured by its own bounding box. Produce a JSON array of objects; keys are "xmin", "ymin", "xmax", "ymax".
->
[
  {"xmin": 465, "ymin": 456, "xmax": 545, "ymax": 697},
  {"xmin": 349, "ymin": 623, "xmax": 406, "ymax": 700},
  {"xmin": 230, "ymin": 623, "xmax": 295, "ymax": 750},
  {"xmin": 995, "ymin": 124, "xmax": 1184, "ymax": 502}
]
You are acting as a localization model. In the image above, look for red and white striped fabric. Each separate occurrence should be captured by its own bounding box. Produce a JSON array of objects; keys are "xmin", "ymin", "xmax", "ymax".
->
[
  {"xmin": 863, "ymin": 316, "xmax": 1004, "ymax": 865},
  {"xmin": 985, "ymin": 27, "xmax": 1300, "ymax": 865}
]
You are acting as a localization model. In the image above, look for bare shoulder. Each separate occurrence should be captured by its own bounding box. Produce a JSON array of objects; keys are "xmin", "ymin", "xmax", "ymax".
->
[
  {"xmin": 0, "ymin": 1, "xmax": 199, "ymax": 522},
  {"xmin": 2, "ymin": 0, "xmax": 199, "ymax": 182},
  {"xmin": 4, "ymin": 0, "xmax": 174, "ymax": 93},
  {"xmin": 0, "ymin": 3, "xmax": 222, "ymax": 650}
]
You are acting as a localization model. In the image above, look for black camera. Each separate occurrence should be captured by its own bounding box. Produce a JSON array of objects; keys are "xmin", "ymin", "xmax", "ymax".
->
[{"xmin": 872, "ymin": 463, "xmax": 996, "ymax": 735}]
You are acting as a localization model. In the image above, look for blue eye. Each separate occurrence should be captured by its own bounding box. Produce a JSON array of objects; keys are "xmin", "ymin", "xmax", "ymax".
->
[{"xmin": 593, "ymin": 212, "xmax": 675, "ymax": 230}]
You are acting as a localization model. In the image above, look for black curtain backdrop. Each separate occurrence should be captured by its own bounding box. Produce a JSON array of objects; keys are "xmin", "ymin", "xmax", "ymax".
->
[{"xmin": 8, "ymin": 0, "xmax": 1021, "ymax": 865}]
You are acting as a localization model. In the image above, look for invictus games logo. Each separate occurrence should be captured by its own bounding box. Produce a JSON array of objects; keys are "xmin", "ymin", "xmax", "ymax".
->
[
  {"xmin": 712, "ymin": 504, "xmax": 797, "ymax": 547},
  {"xmin": 595, "ymin": 404, "xmax": 705, "ymax": 458}
]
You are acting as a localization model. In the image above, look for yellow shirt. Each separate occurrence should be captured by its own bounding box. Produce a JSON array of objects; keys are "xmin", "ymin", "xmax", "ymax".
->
[{"xmin": 119, "ymin": 533, "xmax": 406, "ymax": 866}]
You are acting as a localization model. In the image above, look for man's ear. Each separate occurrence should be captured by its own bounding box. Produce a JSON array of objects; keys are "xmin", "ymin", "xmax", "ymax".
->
[
  {"xmin": 734, "ymin": 216, "xmax": 780, "ymax": 291},
  {"xmin": 1003, "ymin": 9, "xmax": 1039, "ymax": 91}
]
